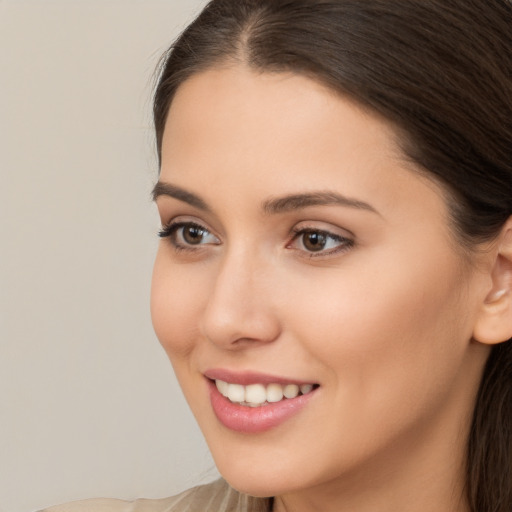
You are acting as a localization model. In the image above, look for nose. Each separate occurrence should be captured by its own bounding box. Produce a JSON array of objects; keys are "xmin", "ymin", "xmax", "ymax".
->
[{"xmin": 199, "ymin": 249, "xmax": 281, "ymax": 349}]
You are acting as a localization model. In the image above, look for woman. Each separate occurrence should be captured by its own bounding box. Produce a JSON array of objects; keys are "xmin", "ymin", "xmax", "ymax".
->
[{"xmin": 42, "ymin": 1, "xmax": 512, "ymax": 511}]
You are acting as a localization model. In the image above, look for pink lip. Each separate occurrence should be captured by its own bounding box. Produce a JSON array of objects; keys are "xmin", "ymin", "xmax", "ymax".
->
[
  {"xmin": 204, "ymin": 370, "xmax": 319, "ymax": 434},
  {"xmin": 204, "ymin": 368, "xmax": 316, "ymax": 386}
]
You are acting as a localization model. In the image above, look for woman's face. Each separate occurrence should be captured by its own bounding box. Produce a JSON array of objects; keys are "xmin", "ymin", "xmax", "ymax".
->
[{"xmin": 151, "ymin": 66, "xmax": 490, "ymax": 499}]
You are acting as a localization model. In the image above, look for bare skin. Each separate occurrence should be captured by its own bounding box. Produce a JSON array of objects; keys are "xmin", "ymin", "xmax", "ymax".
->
[{"xmin": 151, "ymin": 66, "xmax": 509, "ymax": 512}]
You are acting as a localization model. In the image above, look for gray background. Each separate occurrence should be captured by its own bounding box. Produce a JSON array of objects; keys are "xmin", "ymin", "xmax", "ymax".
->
[{"xmin": 0, "ymin": 1, "xmax": 219, "ymax": 511}]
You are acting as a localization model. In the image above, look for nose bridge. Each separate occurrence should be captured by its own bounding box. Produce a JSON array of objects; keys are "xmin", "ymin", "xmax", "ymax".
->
[{"xmin": 200, "ymin": 243, "xmax": 280, "ymax": 348}]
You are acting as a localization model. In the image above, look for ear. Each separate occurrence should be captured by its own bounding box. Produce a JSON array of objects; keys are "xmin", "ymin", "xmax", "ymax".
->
[{"xmin": 473, "ymin": 217, "xmax": 512, "ymax": 345}]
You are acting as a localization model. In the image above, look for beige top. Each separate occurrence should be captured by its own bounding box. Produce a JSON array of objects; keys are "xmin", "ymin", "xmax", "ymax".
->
[{"xmin": 39, "ymin": 479, "xmax": 271, "ymax": 512}]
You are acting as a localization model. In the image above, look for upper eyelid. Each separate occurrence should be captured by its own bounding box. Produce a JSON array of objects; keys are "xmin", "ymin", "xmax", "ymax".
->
[
  {"xmin": 162, "ymin": 216, "xmax": 215, "ymax": 233},
  {"xmin": 291, "ymin": 221, "xmax": 355, "ymax": 239},
  {"xmin": 160, "ymin": 217, "xmax": 354, "ymax": 243},
  {"xmin": 292, "ymin": 226, "xmax": 345, "ymax": 237},
  {"xmin": 155, "ymin": 199, "xmax": 222, "ymax": 230}
]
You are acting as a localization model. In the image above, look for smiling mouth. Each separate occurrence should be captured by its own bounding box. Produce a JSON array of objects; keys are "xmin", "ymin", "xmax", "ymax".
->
[{"xmin": 213, "ymin": 379, "xmax": 319, "ymax": 407}]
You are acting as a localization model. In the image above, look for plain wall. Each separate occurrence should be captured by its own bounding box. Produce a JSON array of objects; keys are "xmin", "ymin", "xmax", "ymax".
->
[{"xmin": 0, "ymin": 2, "xmax": 219, "ymax": 511}]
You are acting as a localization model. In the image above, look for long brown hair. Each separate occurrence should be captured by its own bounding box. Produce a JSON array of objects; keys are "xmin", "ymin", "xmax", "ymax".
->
[{"xmin": 153, "ymin": 1, "xmax": 512, "ymax": 510}]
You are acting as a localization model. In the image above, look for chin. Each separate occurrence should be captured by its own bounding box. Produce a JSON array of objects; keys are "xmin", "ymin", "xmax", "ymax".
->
[
  {"xmin": 210, "ymin": 444, "xmax": 322, "ymax": 498},
  {"xmin": 220, "ymin": 468, "xmax": 294, "ymax": 498}
]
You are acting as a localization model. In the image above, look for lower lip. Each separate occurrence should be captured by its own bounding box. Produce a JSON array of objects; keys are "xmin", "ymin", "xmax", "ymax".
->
[{"xmin": 208, "ymin": 380, "xmax": 317, "ymax": 433}]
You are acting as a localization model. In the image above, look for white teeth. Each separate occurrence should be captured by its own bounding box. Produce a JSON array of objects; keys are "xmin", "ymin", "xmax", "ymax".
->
[
  {"xmin": 227, "ymin": 383, "xmax": 245, "ymax": 403},
  {"xmin": 300, "ymin": 384, "xmax": 313, "ymax": 395},
  {"xmin": 283, "ymin": 384, "xmax": 299, "ymax": 399},
  {"xmin": 216, "ymin": 379, "xmax": 229, "ymax": 396},
  {"xmin": 266, "ymin": 383, "xmax": 284, "ymax": 403},
  {"xmin": 215, "ymin": 379, "xmax": 316, "ymax": 406},
  {"xmin": 245, "ymin": 384, "xmax": 267, "ymax": 405}
]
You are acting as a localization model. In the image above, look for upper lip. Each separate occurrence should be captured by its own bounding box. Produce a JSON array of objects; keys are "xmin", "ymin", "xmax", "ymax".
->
[{"xmin": 204, "ymin": 368, "xmax": 318, "ymax": 386}]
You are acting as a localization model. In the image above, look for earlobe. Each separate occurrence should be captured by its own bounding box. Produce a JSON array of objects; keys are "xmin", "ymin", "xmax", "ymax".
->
[{"xmin": 472, "ymin": 219, "xmax": 512, "ymax": 345}]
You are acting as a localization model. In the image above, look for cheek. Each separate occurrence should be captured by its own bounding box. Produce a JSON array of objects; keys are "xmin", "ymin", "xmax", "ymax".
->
[
  {"xmin": 150, "ymin": 249, "xmax": 205, "ymax": 359},
  {"xmin": 283, "ymin": 251, "xmax": 471, "ymax": 406}
]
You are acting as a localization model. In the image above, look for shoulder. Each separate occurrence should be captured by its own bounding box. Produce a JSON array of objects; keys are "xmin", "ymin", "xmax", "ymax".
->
[{"xmin": 38, "ymin": 479, "xmax": 271, "ymax": 512}]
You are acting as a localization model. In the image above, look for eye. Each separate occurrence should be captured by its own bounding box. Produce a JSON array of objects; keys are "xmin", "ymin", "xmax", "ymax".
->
[
  {"xmin": 158, "ymin": 221, "xmax": 220, "ymax": 249},
  {"xmin": 288, "ymin": 227, "xmax": 354, "ymax": 256}
]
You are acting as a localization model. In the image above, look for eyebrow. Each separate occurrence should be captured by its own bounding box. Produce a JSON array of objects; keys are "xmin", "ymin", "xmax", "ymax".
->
[
  {"xmin": 262, "ymin": 191, "xmax": 378, "ymax": 215},
  {"xmin": 152, "ymin": 181, "xmax": 211, "ymax": 212},
  {"xmin": 152, "ymin": 181, "xmax": 378, "ymax": 216}
]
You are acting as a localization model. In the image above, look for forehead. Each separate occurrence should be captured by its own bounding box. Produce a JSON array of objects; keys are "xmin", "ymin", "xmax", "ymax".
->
[
  {"xmin": 162, "ymin": 65, "xmax": 402, "ymax": 172},
  {"xmin": 161, "ymin": 66, "xmax": 451, "ymax": 233}
]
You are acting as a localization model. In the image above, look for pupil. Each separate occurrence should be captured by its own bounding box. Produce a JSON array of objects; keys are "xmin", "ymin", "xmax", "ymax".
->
[
  {"xmin": 304, "ymin": 232, "xmax": 326, "ymax": 251},
  {"xmin": 184, "ymin": 226, "xmax": 204, "ymax": 244}
]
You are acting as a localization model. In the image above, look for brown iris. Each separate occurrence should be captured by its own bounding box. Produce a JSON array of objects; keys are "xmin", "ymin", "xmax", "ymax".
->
[
  {"xmin": 302, "ymin": 231, "xmax": 327, "ymax": 252},
  {"xmin": 183, "ymin": 225, "xmax": 206, "ymax": 245}
]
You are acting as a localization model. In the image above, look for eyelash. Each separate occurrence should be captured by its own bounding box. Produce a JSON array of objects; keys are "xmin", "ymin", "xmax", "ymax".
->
[
  {"xmin": 158, "ymin": 221, "xmax": 219, "ymax": 253},
  {"xmin": 158, "ymin": 221, "xmax": 354, "ymax": 257}
]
